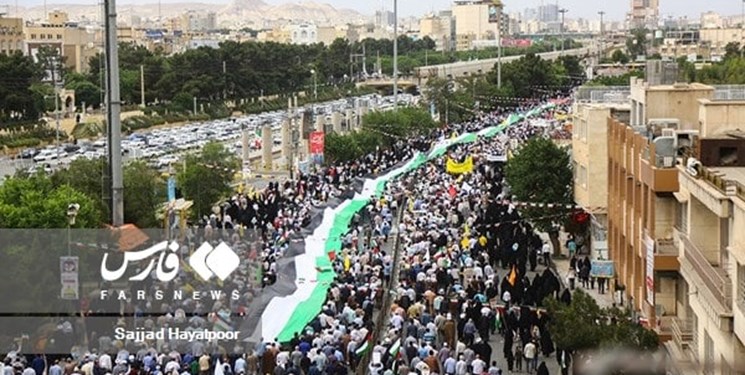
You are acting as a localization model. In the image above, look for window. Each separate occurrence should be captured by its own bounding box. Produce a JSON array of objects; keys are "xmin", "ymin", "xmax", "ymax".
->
[
  {"xmin": 56, "ymin": 34, "xmax": 62, "ymax": 40},
  {"xmin": 704, "ymin": 332, "xmax": 714, "ymax": 375},
  {"xmin": 47, "ymin": 34, "xmax": 53, "ymax": 40},
  {"xmin": 676, "ymin": 202, "xmax": 688, "ymax": 233},
  {"xmin": 739, "ymin": 264, "xmax": 745, "ymax": 311},
  {"xmin": 30, "ymin": 34, "xmax": 37, "ymax": 40}
]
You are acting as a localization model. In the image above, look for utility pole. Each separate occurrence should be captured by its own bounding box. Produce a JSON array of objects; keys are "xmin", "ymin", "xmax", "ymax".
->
[
  {"xmin": 140, "ymin": 64, "xmax": 145, "ymax": 107},
  {"xmin": 741, "ymin": 0, "xmax": 744, "ymax": 58},
  {"xmin": 496, "ymin": 0, "xmax": 503, "ymax": 89},
  {"xmin": 222, "ymin": 60, "xmax": 227, "ymax": 99},
  {"xmin": 193, "ymin": 96, "xmax": 197, "ymax": 114},
  {"xmin": 598, "ymin": 11, "xmax": 605, "ymax": 64},
  {"xmin": 393, "ymin": 0, "xmax": 399, "ymax": 110},
  {"xmin": 104, "ymin": 0, "xmax": 123, "ymax": 227},
  {"xmin": 48, "ymin": 53, "xmax": 61, "ymax": 160},
  {"xmin": 559, "ymin": 8, "xmax": 568, "ymax": 53}
]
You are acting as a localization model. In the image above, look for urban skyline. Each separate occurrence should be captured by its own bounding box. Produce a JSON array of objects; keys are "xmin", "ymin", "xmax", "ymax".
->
[{"xmin": 4, "ymin": 0, "xmax": 745, "ymax": 22}]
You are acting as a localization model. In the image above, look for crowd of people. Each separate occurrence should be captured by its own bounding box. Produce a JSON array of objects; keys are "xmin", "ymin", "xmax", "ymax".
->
[{"xmin": 6, "ymin": 95, "xmax": 584, "ymax": 375}]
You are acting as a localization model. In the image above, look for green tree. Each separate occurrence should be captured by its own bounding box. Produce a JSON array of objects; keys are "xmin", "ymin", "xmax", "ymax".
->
[
  {"xmin": 177, "ymin": 142, "xmax": 238, "ymax": 219},
  {"xmin": 504, "ymin": 137, "xmax": 573, "ymax": 255},
  {"xmin": 626, "ymin": 29, "xmax": 648, "ymax": 59},
  {"xmin": 0, "ymin": 173, "xmax": 100, "ymax": 228},
  {"xmin": 124, "ymin": 161, "xmax": 165, "ymax": 228},
  {"xmin": 611, "ymin": 50, "xmax": 630, "ymax": 64},
  {"xmin": 545, "ymin": 289, "xmax": 660, "ymax": 353}
]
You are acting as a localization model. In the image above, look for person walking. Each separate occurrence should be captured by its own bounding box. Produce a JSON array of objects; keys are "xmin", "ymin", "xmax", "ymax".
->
[
  {"xmin": 514, "ymin": 345, "xmax": 523, "ymax": 373},
  {"xmin": 541, "ymin": 242, "xmax": 551, "ymax": 266},
  {"xmin": 524, "ymin": 341, "xmax": 537, "ymax": 374}
]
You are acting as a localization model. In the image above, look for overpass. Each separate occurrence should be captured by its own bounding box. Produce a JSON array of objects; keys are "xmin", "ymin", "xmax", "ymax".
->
[
  {"xmin": 357, "ymin": 78, "xmax": 418, "ymax": 94},
  {"xmin": 413, "ymin": 47, "xmax": 594, "ymax": 84}
]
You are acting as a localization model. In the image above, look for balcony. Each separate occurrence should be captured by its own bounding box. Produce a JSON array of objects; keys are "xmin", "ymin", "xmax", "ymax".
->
[
  {"xmin": 640, "ymin": 157, "xmax": 679, "ymax": 193},
  {"xmin": 679, "ymin": 233, "xmax": 733, "ymax": 327},
  {"xmin": 671, "ymin": 318, "xmax": 693, "ymax": 350},
  {"xmin": 654, "ymin": 238, "xmax": 680, "ymax": 271}
]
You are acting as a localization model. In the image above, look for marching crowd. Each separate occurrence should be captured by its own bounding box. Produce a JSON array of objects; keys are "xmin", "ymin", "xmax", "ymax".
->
[{"xmin": 5, "ymin": 96, "xmax": 582, "ymax": 375}]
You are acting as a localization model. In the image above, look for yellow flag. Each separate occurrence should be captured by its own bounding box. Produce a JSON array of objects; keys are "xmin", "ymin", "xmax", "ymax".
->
[
  {"xmin": 446, "ymin": 156, "xmax": 474, "ymax": 174},
  {"xmin": 344, "ymin": 254, "xmax": 351, "ymax": 272}
]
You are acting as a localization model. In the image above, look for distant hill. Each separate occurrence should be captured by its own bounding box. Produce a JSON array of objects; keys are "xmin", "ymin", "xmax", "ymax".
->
[{"xmin": 16, "ymin": 0, "xmax": 367, "ymax": 27}]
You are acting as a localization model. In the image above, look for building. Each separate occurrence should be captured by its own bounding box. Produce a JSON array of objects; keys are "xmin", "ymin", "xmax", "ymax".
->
[
  {"xmin": 179, "ymin": 11, "xmax": 217, "ymax": 32},
  {"xmin": 419, "ymin": 11, "xmax": 455, "ymax": 52},
  {"xmin": 452, "ymin": 0, "xmax": 498, "ymax": 47},
  {"xmin": 571, "ymin": 87, "xmax": 630, "ymax": 259},
  {"xmin": 700, "ymin": 11, "xmax": 723, "ymax": 29},
  {"xmin": 0, "ymin": 14, "xmax": 23, "ymax": 55},
  {"xmin": 700, "ymin": 28, "xmax": 745, "ymax": 57},
  {"xmin": 538, "ymin": 3, "xmax": 558, "ymax": 23},
  {"xmin": 607, "ymin": 79, "xmax": 715, "ymax": 338},
  {"xmin": 375, "ymin": 10, "xmax": 395, "ymax": 28},
  {"xmin": 287, "ymin": 23, "xmax": 318, "ymax": 45},
  {"xmin": 629, "ymin": 0, "xmax": 659, "ymax": 29},
  {"xmin": 664, "ymin": 99, "xmax": 745, "ymax": 374},
  {"xmin": 25, "ymin": 11, "xmax": 101, "ymax": 74}
]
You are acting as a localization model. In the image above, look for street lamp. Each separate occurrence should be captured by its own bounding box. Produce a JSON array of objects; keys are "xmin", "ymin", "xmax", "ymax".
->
[
  {"xmin": 393, "ymin": 0, "xmax": 399, "ymax": 110},
  {"xmin": 310, "ymin": 69, "xmax": 318, "ymax": 101},
  {"xmin": 66, "ymin": 203, "xmax": 80, "ymax": 256},
  {"xmin": 559, "ymin": 8, "xmax": 569, "ymax": 52}
]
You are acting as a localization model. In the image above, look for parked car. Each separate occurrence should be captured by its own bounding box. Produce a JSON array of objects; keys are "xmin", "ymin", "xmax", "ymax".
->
[{"xmin": 20, "ymin": 148, "xmax": 39, "ymax": 159}]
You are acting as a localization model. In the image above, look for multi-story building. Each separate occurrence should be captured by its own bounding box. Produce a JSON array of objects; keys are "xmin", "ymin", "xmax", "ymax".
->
[
  {"xmin": 628, "ymin": 0, "xmax": 659, "ymax": 29},
  {"xmin": 701, "ymin": 11, "xmax": 724, "ymax": 29},
  {"xmin": 665, "ymin": 99, "xmax": 745, "ymax": 374},
  {"xmin": 25, "ymin": 11, "xmax": 100, "ymax": 74},
  {"xmin": 179, "ymin": 11, "xmax": 217, "ymax": 32},
  {"xmin": 375, "ymin": 10, "xmax": 395, "ymax": 28},
  {"xmin": 419, "ymin": 11, "xmax": 455, "ymax": 52},
  {"xmin": 700, "ymin": 28, "xmax": 745, "ymax": 58},
  {"xmin": 0, "ymin": 14, "xmax": 23, "ymax": 55},
  {"xmin": 608, "ymin": 79, "xmax": 715, "ymax": 336},
  {"xmin": 538, "ymin": 3, "xmax": 558, "ymax": 23},
  {"xmin": 571, "ymin": 88, "xmax": 630, "ymax": 260},
  {"xmin": 452, "ymin": 0, "xmax": 498, "ymax": 46}
]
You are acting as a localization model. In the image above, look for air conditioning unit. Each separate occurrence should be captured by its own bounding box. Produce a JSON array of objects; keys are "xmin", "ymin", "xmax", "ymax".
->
[
  {"xmin": 661, "ymin": 128, "xmax": 675, "ymax": 137},
  {"xmin": 675, "ymin": 130, "xmax": 699, "ymax": 156},
  {"xmin": 663, "ymin": 156, "xmax": 674, "ymax": 167}
]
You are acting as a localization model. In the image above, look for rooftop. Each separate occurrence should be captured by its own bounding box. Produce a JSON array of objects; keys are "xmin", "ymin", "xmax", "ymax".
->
[{"xmin": 646, "ymin": 82, "xmax": 713, "ymax": 91}]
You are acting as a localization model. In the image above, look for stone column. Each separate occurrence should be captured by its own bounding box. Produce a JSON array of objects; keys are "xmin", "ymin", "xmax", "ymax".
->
[
  {"xmin": 315, "ymin": 115, "xmax": 324, "ymax": 133},
  {"xmin": 262, "ymin": 125, "xmax": 272, "ymax": 171},
  {"xmin": 332, "ymin": 112, "xmax": 342, "ymax": 134},
  {"xmin": 281, "ymin": 118, "xmax": 291, "ymax": 160},
  {"xmin": 345, "ymin": 109, "xmax": 354, "ymax": 133}
]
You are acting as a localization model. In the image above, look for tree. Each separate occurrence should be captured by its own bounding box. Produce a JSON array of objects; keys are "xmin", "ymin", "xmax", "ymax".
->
[
  {"xmin": 504, "ymin": 137, "xmax": 573, "ymax": 255},
  {"xmin": 0, "ymin": 173, "xmax": 100, "ymax": 228},
  {"xmin": 51, "ymin": 157, "xmax": 166, "ymax": 226},
  {"xmin": 177, "ymin": 142, "xmax": 238, "ymax": 219},
  {"xmin": 611, "ymin": 50, "xmax": 630, "ymax": 64},
  {"xmin": 124, "ymin": 161, "xmax": 165, "ymax": 228},
  {"xmin": 545, "ymin": 289, "xmax": 659, "ymax": 353},
  {"xmin": 626, "ymin": 29, "xmax": 648, "ymax": 59}
]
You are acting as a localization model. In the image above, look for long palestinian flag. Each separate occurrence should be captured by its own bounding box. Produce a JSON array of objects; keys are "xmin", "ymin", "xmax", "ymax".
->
[{"xmin": 250, "ymin": 102, "xmax": 559, "ymax": 343}]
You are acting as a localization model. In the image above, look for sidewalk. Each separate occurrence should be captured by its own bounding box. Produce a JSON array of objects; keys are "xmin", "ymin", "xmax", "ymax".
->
[{"xmin": 552, "ymin": 257, "xmax": 617, "ymax": 309}]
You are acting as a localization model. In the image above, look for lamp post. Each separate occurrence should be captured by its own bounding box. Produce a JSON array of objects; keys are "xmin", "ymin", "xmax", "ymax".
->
[
  {"xmin": 559, "ymin": 8, "xmax": 569, "ymax": 53},
  {"xmin": 598, "ymin": 11, "xmax": 605, "ymax": 64},
  {"xmin": 393, "ymin": 0, "xmax": 399, "ymax": 110},
  {"xmin": 310, "ymin": 69, "xmax": 318, "ymax": 101},
  {"xmin": 495, "ymin": 0, "xmax": 503, "ymax": 89},
  {"xmin": 66, "ymin": 203, "xmax": 80, "ymax": 256}
]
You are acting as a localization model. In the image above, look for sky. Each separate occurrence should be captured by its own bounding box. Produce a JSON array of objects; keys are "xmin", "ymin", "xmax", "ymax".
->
[{"xmin": 6, "ymin": 0, "xmax": 744, "ymax": 22}]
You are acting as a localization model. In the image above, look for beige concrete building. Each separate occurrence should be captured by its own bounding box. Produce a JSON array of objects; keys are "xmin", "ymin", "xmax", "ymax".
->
[
  {"xmin": 0, "ymin": 15, "xmax": 23, "ymax": 55},
  {"xmin": 700, "ymin": 28, "xmax": 745, "ymax": 54},
  {"xmin": 666, "ymin": 100, "xmax": 745, "ymax": 374},
  {"xmin": 419, "ymin": 11, "xmax": 455, "ymax": 52},
  {"xmin": 629, "ymin": 78, "xmax": 715, "ymax": 130},
  {"xmin": 452, "ymin": 0, "xmax": 497, "ymax": 49},
  {"xmin": 572, "ymin": 101, "xmax": 629, "ymax": 259},
  {"xmin": 25, "ymin": 11, "xmax": 100, "ymax": 74}
]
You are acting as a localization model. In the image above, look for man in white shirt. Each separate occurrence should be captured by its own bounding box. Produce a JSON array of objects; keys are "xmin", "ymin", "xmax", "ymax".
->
[
  {"xmin": 541, "ymin": 242, "xmax": 551, "ymax": 266},
  {"xmin": 471, "ymin": 355, "xmax": 486, "ymax": 375},
  {"xmin": 524, "ymin": 341, "xmax": 537, "ymax": 374}
]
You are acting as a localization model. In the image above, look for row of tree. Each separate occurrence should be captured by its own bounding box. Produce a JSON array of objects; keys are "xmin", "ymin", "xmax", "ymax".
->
[
  {"xmin": 324, "ymin": 107, "xmax": 437, "ymax": 163},
  {"xmin": 423, "ymin": 53, "xmax": 585, "ymax": 124},
  {"xmin": 1, "ymin": 140, "xmax": 237, "ymax": 228}
]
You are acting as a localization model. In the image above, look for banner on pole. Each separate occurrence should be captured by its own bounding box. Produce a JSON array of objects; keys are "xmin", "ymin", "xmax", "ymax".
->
[
  {"xmin": 60, "ymin": 256, "xmax": 79, "ymax": 300},
  {"xmin": 488, "ymin": 4, "xmax": 500, "ymax": 23},
  {"xmin": 590, "ymin": 260, "xmax": 614, "ymax": 279}
]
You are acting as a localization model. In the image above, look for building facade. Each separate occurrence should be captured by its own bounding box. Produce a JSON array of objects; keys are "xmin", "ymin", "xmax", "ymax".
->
[
  {"xmin": 629, "ymin": 0, "xmax": 659, "ymax": 29},
  {"xmin": 419, "ymin": 11, "xmax": 455, "ymax": 52},
  {"xmin": 0, "ymin": 14, "xmax": 23, "ymax": 55},
  {"xmin": 25, "ymin": 11, "xmax": 101, "ymax": 74},
  {"xmin": 666, "ymin": 99, "xmax": 745, "ymax": 374}
]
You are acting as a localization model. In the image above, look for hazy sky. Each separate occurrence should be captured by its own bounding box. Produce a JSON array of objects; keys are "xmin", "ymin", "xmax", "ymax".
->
[{"xmin": 7, "ymin": 0, "xmax": 744, "ymax": 21}]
